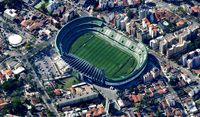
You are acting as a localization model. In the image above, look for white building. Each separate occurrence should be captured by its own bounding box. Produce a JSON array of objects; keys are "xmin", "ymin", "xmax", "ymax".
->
[
  {"xmin": 63, "ymin": 8, "xmax": 77, "ymax": 23},
  {"xmin": 47, "ymin": 0, "xmax": 61, "ymax": 12},
  {"xmin": 150, "ymin": 67, "xmax": 160, "ymax": 78},
  {"xmin": 126, "ymin": 22, "xmax": 131, "ymax": 34},
  {"xmin": 3, "ymin": 9, "xmax": 17, "ymax": 21},
  {"xmin": 8, "ymin": 34, "xmax": 24, "ymax": 47},
  {"xmin": 120, "ymin": 16, "xmax": 128, "ymax": 30},
  {"xmin": 182, "ymin": 49, "xmax": 200, "ymax": 69},
  {"xmin": 143, "ymin": 72, "xmax": 153, "ymax": 83}
]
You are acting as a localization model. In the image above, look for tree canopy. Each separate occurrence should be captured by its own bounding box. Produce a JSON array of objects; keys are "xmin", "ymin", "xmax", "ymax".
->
[{"xmin": 1, "ymin": 0, "xmax": 23, "ymax": 9}]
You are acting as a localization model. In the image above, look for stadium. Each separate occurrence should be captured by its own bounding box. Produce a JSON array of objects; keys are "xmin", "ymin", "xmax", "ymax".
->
[{"xmin": 55, "ymin": 17, "xmax": 148, "ymax": 86}]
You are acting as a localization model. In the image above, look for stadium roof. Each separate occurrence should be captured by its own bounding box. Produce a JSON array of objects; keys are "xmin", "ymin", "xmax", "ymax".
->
[{"xmin": 8, "ymin": 34, "xmax": 23, "ymax": 46}]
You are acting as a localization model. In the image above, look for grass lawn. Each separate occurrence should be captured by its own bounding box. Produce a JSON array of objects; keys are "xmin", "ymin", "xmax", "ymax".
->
[
  {"xmin": 57, "ymin": 77, "xmax": 80, "ymax": 89},
  {"xmin": 196, "ymin": 99, "xmax": 200, "ymax": 107},
  {"xmin": 69, "ymin": 32, "xmax": 137, "ymax": 80},
  {"xmin": 34, "ymin": 0, "xmax": 49, "ymax": 9}
]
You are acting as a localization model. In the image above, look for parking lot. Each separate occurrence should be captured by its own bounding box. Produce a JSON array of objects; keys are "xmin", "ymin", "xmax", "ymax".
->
[{"xmin": 30, "ymin": 47, "xmax": 60, "ymax": 80}]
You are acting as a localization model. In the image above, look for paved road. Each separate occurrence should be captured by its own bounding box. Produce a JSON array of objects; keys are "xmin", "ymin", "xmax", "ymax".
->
[
  {"xmin": 94, "ymin": 85, "xmax": 118, "ymax": 100},
  {"xmin": 23, "ymin": 54, "xmax": 60, "ymax": 116},
  {"xmin": 0, "ymin": 15, "xmax": 59, "ymax": 116},
  {"xmin": 149, "ymin": 49, "xmax": 200, "ymax": 82},
  {"xmin": 148, "ymin": 48, "xmax": 200, "ymax": 115}
]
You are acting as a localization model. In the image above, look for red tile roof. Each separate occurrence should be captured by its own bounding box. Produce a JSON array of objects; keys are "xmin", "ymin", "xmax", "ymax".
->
[
  {"xmin": 149, "ymin": 93, "xmax": 154, "ymax": 97},
  {"xmin": 0, "ymin": 73, "xmax": 4, "ymax": 80},
  {"xmin": 131, "ymin": 94, "xmax": 141, "ymax": 103},
  {"xmin": 4, "ymin": 69, "xmax": 12, "ymax": 76},
  {"xmin": 54, "ymin": 89, "xmax": 62, "ymax": 95},
  {"xmin": 87, "ymin": 106, "xmax": 105, "ymax": 117},
  {"xmin": 192, "ymin": 69, "xmax": 200, "ymax": 73},
  {"xmin": 157, "ymin": 88, "xmax": 167, "ymax": 94},
  {"xmin": 191, "ymin": 6, "xmax": 199, "ymax": 13},
  {"xmin": 176, "ymin": 19, "xmax": 185, "ymax": 26},
  {"xmin": 20, "ymin": 19, "xmax": 33, "ymax": 27},
  {"xmin": 135, "ymin": 111, "xmax": 141, "ymax": 117}
]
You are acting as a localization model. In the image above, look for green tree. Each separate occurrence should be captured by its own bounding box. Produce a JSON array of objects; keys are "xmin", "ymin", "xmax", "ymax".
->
[
  {"xmin": 40, "ymin": 3, "xmax": 47, "ymax": 12},
  {"xmin": 2, "ymin": 0, "xmax": 23, "ymax": 9},
  {"xmin": 25, "ymin": 42, "xmax": 32, "ymax": 50},
  {"xmin": 8, "ymin": 97, "xmax": 28, "ymax": 116},
  {"xmin": 46, "ymin": 109, "xmax": 54, "ymax": 117},
  {"xmin": 2, "ymin": 79, "xmax": 24, "ymax": 93},
  {"xmin": 0, "ymin": 2, "xmax": 6, "ymax": 12},
  {"xmin": 43, "ymin": 0, "xmax": 49, "ymax": 2}
]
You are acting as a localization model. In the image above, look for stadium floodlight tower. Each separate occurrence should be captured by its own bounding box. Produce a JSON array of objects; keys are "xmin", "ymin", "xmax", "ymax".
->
[{"xmin": 55, "ymin": 17, "xmax": 148, "ymax": 87}]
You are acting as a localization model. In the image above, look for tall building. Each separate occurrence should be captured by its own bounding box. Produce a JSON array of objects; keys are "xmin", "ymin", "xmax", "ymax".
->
[
  {"xmin": 126, "ymin": 22, "xmax": 131, "ymax": 34},
  {"xmin": 182, "ymin": 54, "xmax": 188, "ymax": 66},
  {"xmin": 149, "ymin": 24, "xmax": 158, "ymax": 38},
  {"xmin": 116, "ymin": 15, "xmax": 124, "ymax": 29},
  {"xmin": 63, "ymin": 8, "xmax": 77, "ymax": 23},
  {"xmin": 149, "ymin": 9, "xmax": 157, "ymax": 23},
  {"xmin": 150, "ymin": 39, "xmax": 159, "ymax": 50},
  {"xmin": 167, "ymin": 40, "xmax": 190, "ymax": 58},
  {"xmin": 159, "ymin": 39, "xmax": 168, "ymax": 55},
  {"xmin": 139, "ymin": 5, "xmax": 148, "ymax": 21},
  {"xmin": 182, "ymin": 49, "xmax": 200, "ymax": 69},
  {"xmin": 120, "ymin": 16, "xmax": 128, "ymax": 30},
  {"xmin": 131, "ymin": 23, "xmax": 136, "ymax": 36},
  {"xmin": 166, "ymin": 45, "xmax": 175, "ymax": 57},
  {"xmin": 142, "ymin": 18, "xmax": 150, "ymax": 29},
  {"xmin": 143, "ymin": 72, "xmax": 153, "ymax": 83},
  {"xmin": 196, "ymin": 49, "xmax": 200, "ymax": 55},
  {"xmin": 127, "ymin": 0, "xmax": 133, "ymax": 6},
  {"xmin": 115, "ymin": 15, "xmax": 121, "ymax": 28},
  {"xmin": 188, "ymin": 23, "xmax": 199, "ymax": 38},
  {"xmin": 136, "ymin": 29, "xmax": 148, "ymax": 41},
  {"xmin": 187, "ymin": 59, "xmax": 194, "ymax": 69},
  {"xmin": 47, "ymin": 0, "xmax": 61, "ymax": 12},
  {"xmin": 179, "ymin": 30, "xmax": 190, "ymax": 44},
  {"xmin": 99, "ymin": 0, "xmax": 114, "ymax": 9},
  {"xmin": 151, "ymin": 67, "xmax": 160, "ymax": 78}
]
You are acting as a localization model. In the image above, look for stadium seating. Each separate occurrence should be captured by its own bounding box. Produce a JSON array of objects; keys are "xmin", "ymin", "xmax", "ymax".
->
[
  {"xmin": 55, "ymin": 17, "xmax": 148, "ymax": 86},
  {"xmin": 61, "ymin": 54, "xmax": 104, "ymax": 84}
]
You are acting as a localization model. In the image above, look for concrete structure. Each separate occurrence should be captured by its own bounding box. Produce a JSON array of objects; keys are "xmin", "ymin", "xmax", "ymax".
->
[
  {"xmin": 150, "ymin": 39, "xmax": 159, "ymax": 50},
  {"xmin": 143, "ymin": 67, "xmax": 160, "ymax": 83},
  {"xmin": 178, "ymin": 29, "xmax": 190, "ymax": 44},
  {"xmin": 165, "ymin": 94, "xmax": 176, "ymax": 107},
  {"xmin": 188, "ymin": 86, "xmax": 200, "ymax": 97},
  {"xmin": 98, "ymin": 0, "xmax": 114, "ymax": 10},
  {"xmin": 53, "ymin": 56, "xmax": 70, "ymax": 75},
  {"xmin": 47, "ymin": 0, "xmax": 62, "ymax": 12},
  {"xmin": 126, "ymin": 22, "xmax": 131, "ymax": 34},
  {"xmin": 151, "ymin": 67, "xmax": 160, "ymax": 78},
  {"xmin": 155, "ymin": 24, "xmax": 199, "ymax": 58},
  {"xmin": 57, "ymin": 83, "xmax": 99, "ymax": 107},
  {"xmin": 3, "ymin": 9, "xmax": 17, "ymax": 21},
  {"xmin": 55, "ymin": 17, "xmax": 148, "ymax": 87},
  {"xmin": 166, "ymin": 41, "xmax": 190, "ymax": 58},
  {"xmin": 159, "ymin": 33, "xmax": 190, "ymax": 58},
  {"xmin": 139, "ymin": 6, "xmax": 148, "ymax": 20},
  {"xmin": 8, "ymin": 34, "xmax": 24, "ymax": 47},
  {"xmin": 63, "ymin": 8, "xmax": 77, "ymax": 23},
  {"xmin": 182, "ymin": 49, "xmax": 200, "ymax": 69},
  {"xmin": 143, "ymin": 72, "xmax": 153, "ymax": 83},
  {"xmin": 120, "ymin": 16, "xmax": 128, "ymax": 30},
  {"xmin": 159, "ymin": 39, "xmax": 168, "ymax": 55}
]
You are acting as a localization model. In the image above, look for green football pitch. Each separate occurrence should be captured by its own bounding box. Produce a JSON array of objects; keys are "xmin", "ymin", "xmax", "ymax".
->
[{"xmin": 69, "ymin": 32, "xmax": 137, "ymax": 80}]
